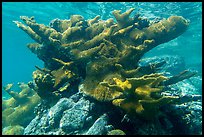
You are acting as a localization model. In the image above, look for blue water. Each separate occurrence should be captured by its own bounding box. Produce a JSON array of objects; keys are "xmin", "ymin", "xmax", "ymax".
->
[{"xmin": 2, "ymin": 2, "xmax": 202, "ymax": 98}]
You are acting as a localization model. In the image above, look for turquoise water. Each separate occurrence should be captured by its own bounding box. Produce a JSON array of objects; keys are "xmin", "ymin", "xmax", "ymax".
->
[{"xmin": 2, "ymin": 2, "xmax": 202, "ymax": 98}]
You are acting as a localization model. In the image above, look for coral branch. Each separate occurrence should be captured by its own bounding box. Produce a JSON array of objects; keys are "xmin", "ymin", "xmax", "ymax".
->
[
  {"xmin": 129, "ymin": 16, "xmax": 189, "ymax": 52},
  {"xmin": 61, "ymin": 26, "xmax": 82, "ymax": 43},
  {"xmin": 50, "ymin": 19, "xmax": 71, "ymax": 33},
  {"xmin": 112, "ymin": 8, "xmax": 135, "ymax": 28},
  {"xmin": 70, "ymin": 43, "xmax": 104, "ymax": 61},
  {"xmin": 2, "ymin": 83, "xmax": 41, "ymax": 128},
  {"xmin": 27, "ymin": 43, "xmax": 42, "ymax": 54},
  {"xmin": 113, "ymin": 25, "xmax": 133, "ymax": 36},
  {"xmin": 20, "ymin": 16, "xmax": 62, "ymax": 45},
  {"xmin": 52, "ymin": 58, "xmax": 73, "ymax": 67},
  {"xmin": 163, "ymin": 70, "xmax": 197, "ymax": 86},
  {"xmin": 13, "ymin": 21, "xmax": 43, "ymax": 43},
  {"xmin": 88, "ymin": 15, "xmax": 100, "ymax": 25}
]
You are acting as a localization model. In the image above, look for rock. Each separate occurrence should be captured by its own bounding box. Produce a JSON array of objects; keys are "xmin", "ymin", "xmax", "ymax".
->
[
  {"xmin": 59, "ymin": 98, "xmax": 91, "ymax": 134},
  {"xmin": 135, "ymin": 119, "xmax": 171, "ymax": 135},
  {"xmin": 84, "ymin": 114, "xmax": 109, "ymax": 135},
  {"xmin": 160, "ymin": 79, "xmax": 202, "ymax": 135},
  {"xmin": 24, "ymin": 78, "xmax": 202, "ymax": 135},
  {"xmin": 186, "ymin": 76, "xmax": 202, "ymax": 94},
  {"xmin": 48, "ymin": 98, "xmax": 74, "ymax": 128},
  {"xmin": 164, "ymin": 101, "xmax": 202, "ymax": 135},
  {"xmin": 24, "ymin": 92, "xmax": 111, "ymax": 135}
]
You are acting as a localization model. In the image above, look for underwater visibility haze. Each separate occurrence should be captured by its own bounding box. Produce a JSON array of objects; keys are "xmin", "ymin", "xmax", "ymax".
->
[{"xmin": 2, "ymin": 2, "xmax": 202, "ymax": 135}]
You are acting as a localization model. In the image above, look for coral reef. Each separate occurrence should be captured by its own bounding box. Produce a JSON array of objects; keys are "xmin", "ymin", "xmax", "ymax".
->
[
  {"xmin": 10, "ymin": 8, "xmax": 201, "ymax": 135},
  {"xmin": 22, "ymin": 78, "xmax": 202, "ymax": 135},
  {"xmin": 13, "ymin": 8, "xmax": 194, "ymax": 120},
  {"xmin": 107, "ymin": 129, "xmax": 126, "ymax": 135},
  {"xmin": 2, "ymin": 83, "xmax": 41, "ymax": 130},
  {"xmin": 2, "ymin": 125, "xmax": 24, "ymax": 135}
]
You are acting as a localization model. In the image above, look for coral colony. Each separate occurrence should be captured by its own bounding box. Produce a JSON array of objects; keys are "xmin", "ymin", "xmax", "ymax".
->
[{"xmin": 3, "ymin": 8, "xmax": 197, "ymax": 134}]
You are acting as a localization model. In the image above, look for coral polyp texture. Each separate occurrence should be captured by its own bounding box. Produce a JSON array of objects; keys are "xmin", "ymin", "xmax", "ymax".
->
[{"xmin": 14, "ymin": 8, "xmax": 195, "ymax": 120}]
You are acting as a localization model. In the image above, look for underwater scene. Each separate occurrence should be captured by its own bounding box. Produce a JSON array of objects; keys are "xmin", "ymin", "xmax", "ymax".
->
[{"xmin": 2, "ymin": 2, "xmax": 202, "ymax": 135}]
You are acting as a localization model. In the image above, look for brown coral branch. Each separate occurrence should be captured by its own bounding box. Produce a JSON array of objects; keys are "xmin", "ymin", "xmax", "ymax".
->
[
  {"xmin": 71, "ymin": 43, "xmax": 104, "ymax": 61},
  {"xmin": 88, "ymin": 15, "xmax": 100, "ymax": 25},
  {"xmin": 52, "ymin": 58, "xmax": 74, "ymax": 68},
  {"xmin": 113, "ymin": 25, "xmax": 133, "ymax": 36},
  {"xmin": 19, "ymin": 16, "xmax": 62, "ymax": 45},
  {"xmin": 13, "ymin": 21, "xmax": 43, "ymax": 44},
  {"xmin": 50, "ymin": 19, "xmax": 71, "ymax": 33},
  {"xmin": 70, "ymin": 15, "xmax": 84, "ymax": 26},
  {"xmin": 163, "ymin": 70, "xmax": 197, "ymax": 86},
  {"xmin": 61, "ymin": 26, "xmax": 83, "ymax": 43},
  {"xmin": 112, "ymin": 8, "xmax": 135, "ymax": 28},
  {"xmin": 27, "ymin": 43, "xmax": 42, "ymax": 54},
  {"xmin": 99, "ymin": 81, "xmax": 124, "ymax": 92},
  {"xmin": 84, "ymin": 24, "xmax": 117, "ymax": 49},
  {"xmin": 61, "ymin": 39, "xmax": 84, "ymax": 48},
  {"xmin": 129, "ymin": 16, "xmax": 189, "ymax": 52},
  {"xmin": 35, "ymin": 65, "xmax": 52, "ymax": 76}
]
